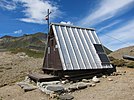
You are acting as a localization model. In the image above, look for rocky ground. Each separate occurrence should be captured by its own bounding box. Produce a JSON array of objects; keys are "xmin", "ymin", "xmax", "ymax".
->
[
  {"xmin": 0, "ymin": 51, "xmax": 134, "ymax": 100},
  {"xmin": 0, "ymin": 52, "xmax": 43, "ymax": 87}
]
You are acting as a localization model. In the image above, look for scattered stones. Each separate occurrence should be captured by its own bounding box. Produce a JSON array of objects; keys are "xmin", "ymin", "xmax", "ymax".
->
[
  {"xmin": 108, "ymin": 78, "xmax": 113, "ymax": 81},
  {"xmin": 58, "ymin": 94, "xmax": 74, "ymax": 100},
  {"xmin": 92, "ymin": 76, "xmax": 100, "ymax": 83}
]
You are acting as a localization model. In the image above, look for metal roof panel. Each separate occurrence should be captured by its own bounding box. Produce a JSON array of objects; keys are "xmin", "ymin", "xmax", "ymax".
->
[{"xmin": 52, "ymin": 24, "xmax": 112, "ymax": 70}]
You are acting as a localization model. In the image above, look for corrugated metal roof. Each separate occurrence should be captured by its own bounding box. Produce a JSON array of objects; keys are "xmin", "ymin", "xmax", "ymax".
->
[{"xmin": 51, "ymin": 23, "xmax": 113, "ymax": 70}]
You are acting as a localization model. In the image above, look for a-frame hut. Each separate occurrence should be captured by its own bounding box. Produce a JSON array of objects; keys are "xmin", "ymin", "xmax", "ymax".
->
[{"xmin": 43, "ymin": 23, "xmax": 115, "ymax": 76}]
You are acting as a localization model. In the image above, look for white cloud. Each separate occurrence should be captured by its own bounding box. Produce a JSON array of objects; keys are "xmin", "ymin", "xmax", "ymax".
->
[
  {"xmin": 99, "ymin": 19, "xmax": 134, "ymax": 50},
  {"xmin": 14, "ymin": 0, "xmax": 61, "ymax": 24},
  {"xmin": 0, "ymin": 0, "xmax": 16, "ymax": 10},
  {"xmin": 78, "ymin": 0, "xmax": 134, "ymax": 26},
  {"xmin": 97, "ymin": 20, "xmax": 121, "ymax": 33},
  {"xmin": 60, "ymin": 21, "xmax": 73, "ymax": 25},
  {"xmin": 14, "ymin": 29, "xmax": 22, "ymax": 34}
]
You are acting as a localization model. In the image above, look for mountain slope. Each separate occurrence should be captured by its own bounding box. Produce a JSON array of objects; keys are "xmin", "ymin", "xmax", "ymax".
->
[
  {"xmin": 0, "ymin": 32, "xmax": 47, "ymax": 51},
  {"xmin": 109, "ymin": 46, "xmax": 134, "ymax": 59}
]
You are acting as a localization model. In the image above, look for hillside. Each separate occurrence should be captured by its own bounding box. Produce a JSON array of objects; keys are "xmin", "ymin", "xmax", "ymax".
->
[
  {"xmin": 109, "ymin": 46, "xmax": 134, "ymax": 59},
  {"xmin": 0, "ymin": 32, "xmax": 47, "ymax": 51},
  {"xmin": 103, "ymin": 46, "xmax": 112, "ymax": 54}
]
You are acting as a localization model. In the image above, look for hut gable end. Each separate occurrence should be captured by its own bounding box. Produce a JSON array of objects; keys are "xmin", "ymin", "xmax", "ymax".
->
[{"xmin": 43, "ymin": 23, "xmax": 113, "ymax": 71}]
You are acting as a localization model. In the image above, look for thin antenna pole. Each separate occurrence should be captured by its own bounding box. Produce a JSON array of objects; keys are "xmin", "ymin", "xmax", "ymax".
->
[
  {"xmin": 45, "ymin": 9, "xmax": 51, "ymax": 68},
  {"xmin": 47, "ymin": 9, "xmax": 50, "ymax": 33}
]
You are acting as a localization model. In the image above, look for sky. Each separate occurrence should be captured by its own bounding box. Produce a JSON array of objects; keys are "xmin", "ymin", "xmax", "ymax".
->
[{"xmin": 0, "ymin": 0, "xmax": 134, "ymax": 51}]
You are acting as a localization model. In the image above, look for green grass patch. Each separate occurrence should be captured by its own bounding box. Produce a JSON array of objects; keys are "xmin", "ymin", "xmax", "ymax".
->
[
  {"xmin": 9, "ymin": 48, "xmax": 44, "ymax": 58},
  {"xmin": 126, "ymin": 62, "xmax": 134, "ymax": 68},
  {"xmin": 111, "ymin": 59, "xmax": 126, "ymax": 67}
]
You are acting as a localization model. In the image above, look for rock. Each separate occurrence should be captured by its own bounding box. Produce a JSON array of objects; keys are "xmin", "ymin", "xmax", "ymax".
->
[
  {"xmin": 77, "ymin": 82, "xmax": 87, "ymax": 89},
  {"xmin": 17, "ymin": 82, "xmax": 37, "ymax": 92},
  {"xmin": 70, "ymin": 81, "xmax": 73, "ymax": 84},
  {"xmin": 45, "ymin": 85, "xmax": 64, "ymax": 94},
  {"xmin": 17, "ymin": 82, "xmax": 29, "ymax": 88},
  {"xmin": 38, "ymin": 81, "xmax": 61, "ymax": 88},
  {"xmin": 40, "ymin": 86, "xmax": 54, "ymax": 94},
  {"xmin": 82, "ymin": 79, "xmax": 90, "ymax": 83},
  {"xmin": 108, "ymin": 78, "xmax": 113, "ymax": 81},
  {"xmin": 92, "ymin": 76, "xmax": 100, "ymax": 83},
  {"xmin": 62, "ymin": 80, "xmax": 69, "ymax": 84},
  {"xmin": 102, "ymin": 75, "xmax": 107, "ymax": 78},
  {"xmin": 68, "ymin": 82, "xmax": 87, "ymax": 92},
  {"xmin": 85, "ymin": 83, "xmax": 92, "ymax": 87},
  {"xmin": 23, "ymin": 86, "xmax": 37, "ymax": 92},
  {"xmin": 68, "ymin": 84, "xmax": 77, "ymax": 92},
  {"xmin": 91, "ymin": 83, "xmax": 96, "ymax": 87},
  {"xmin": 59, "ymin": 94, "xmax": 74, "ymax": 100},
  {"xmin": 16, "ymin": 52, "xmax": 27, "ymax": 58},
  {"xmin": 24, "ymin": 76, "xmax": 31, "ymax": 83},
  {"xmin": 112, "ymin": 72, "xmax": 121, "ymax": 76}
]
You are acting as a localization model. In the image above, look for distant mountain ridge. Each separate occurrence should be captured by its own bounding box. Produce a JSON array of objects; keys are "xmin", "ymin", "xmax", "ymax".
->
[{"xmin": 0, "ymin": 32, "xmax": 47, "ymax": 51}]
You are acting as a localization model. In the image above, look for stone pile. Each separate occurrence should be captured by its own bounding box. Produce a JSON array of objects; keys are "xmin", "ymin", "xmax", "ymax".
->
[{"xmin": 16, "ymin": 71, "xmax": 124, "ymax": 99}]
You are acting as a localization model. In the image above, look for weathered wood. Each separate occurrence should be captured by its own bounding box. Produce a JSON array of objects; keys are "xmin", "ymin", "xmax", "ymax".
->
[{"xmin": 28, "ymin": 73, "xmax": 59, "ymax": 82}]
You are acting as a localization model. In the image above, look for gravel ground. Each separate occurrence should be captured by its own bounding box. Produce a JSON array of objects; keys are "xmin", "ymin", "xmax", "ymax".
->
[
  {"xmin": 0, "ymin": 52, "xmax": 134, "ymax": 100},
  {"xmin": 0, "ymin": 52, "xmax": 43, "ymax": 87},
  {"xmin": 72, "ymin": 67, "xmax": 134, "ymax": 100}
]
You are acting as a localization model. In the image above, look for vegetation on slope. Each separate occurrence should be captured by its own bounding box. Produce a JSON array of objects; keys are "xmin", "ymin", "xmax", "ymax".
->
[{"xmin": 0, "ymin": 32, "xmax": 47, "ymax": 58}]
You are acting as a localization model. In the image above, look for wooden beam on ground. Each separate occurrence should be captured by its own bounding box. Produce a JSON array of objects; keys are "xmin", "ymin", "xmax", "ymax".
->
[{"xmin": 28, "ymin": 73, "xmax": 59, "ymax": 82}]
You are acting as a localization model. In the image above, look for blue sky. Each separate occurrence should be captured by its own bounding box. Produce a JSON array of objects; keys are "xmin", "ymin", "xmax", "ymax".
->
[{"xmin": 0, "ymin": 0, "xmax": 134, "ymax": 50}]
